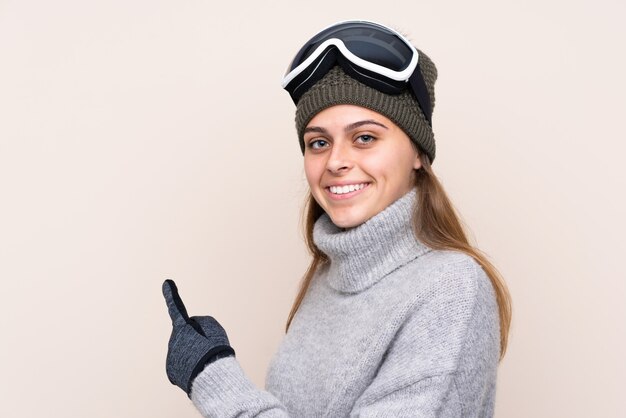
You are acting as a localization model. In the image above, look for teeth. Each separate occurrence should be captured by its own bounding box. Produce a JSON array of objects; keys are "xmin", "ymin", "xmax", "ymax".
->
[{"xmin": 329, "ymin": 183, "xmax": 367, "ymax": 195}]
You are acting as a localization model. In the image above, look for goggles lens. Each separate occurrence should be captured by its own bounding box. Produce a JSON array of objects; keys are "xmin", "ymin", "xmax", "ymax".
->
[
  {"xmin": 283, "ymin": 20, "xmax": 432, "ymax": 126},
  {"xmin": 288, "ymin": 22, "xmax": 414, "ymax": 74}
]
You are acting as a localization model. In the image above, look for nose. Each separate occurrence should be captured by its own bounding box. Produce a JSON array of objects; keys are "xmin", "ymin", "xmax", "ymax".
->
[{"xmin": 326, "ymin": 140, "xmax": 353, "ymax": 174}]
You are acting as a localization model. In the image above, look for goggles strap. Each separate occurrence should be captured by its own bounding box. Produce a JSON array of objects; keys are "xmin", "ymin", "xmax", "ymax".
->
[{"xmin": 409, "ymin": 63, "xmax": 433, "ymax": 126}]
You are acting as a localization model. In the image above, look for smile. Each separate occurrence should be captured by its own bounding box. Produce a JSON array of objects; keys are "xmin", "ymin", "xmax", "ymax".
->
[
  {"xmin": 329, "ymin": 183, "xmax": 368, "ymax": 194},
  {"xmin": 325, "ymin": 183, "xmax": 370, "ymax": 199}
]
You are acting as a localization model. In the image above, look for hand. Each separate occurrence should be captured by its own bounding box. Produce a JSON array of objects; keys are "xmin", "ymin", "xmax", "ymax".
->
[{"xmin": 162, "ymin": 279, "xmax": 235, "ymax": 396}]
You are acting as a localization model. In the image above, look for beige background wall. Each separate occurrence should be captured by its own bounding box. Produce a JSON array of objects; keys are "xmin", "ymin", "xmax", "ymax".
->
[{"xmin": 1, "ymin": 0, "xmax": 624, "ymax": 416}]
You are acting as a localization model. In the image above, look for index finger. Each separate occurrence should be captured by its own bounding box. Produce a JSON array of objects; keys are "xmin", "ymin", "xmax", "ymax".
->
[{"xmin": 162, "ymin": 279, "xmax": 190, "ymax": 327}]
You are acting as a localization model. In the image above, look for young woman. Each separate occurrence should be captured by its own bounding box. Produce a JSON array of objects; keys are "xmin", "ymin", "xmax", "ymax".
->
[{"xmin": 163, "ymin": 20, "xmax": 512, "ymax": 417}]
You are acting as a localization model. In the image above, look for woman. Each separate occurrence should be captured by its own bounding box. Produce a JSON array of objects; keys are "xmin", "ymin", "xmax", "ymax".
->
[{"xmin": 163, "ymin": 20, "xmax": 512, "ymax": 417}]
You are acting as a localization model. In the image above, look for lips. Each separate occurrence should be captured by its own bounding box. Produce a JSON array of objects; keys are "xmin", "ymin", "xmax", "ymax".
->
[{"xmin": 324, "ymin": 182, "xmax": 371, "ymax": 200}]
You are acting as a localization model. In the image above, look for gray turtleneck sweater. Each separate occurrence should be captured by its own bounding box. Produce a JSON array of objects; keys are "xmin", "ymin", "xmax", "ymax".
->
[{"xmin": 190, "ymin": 190, "xmax": 500, "ymax": 417}]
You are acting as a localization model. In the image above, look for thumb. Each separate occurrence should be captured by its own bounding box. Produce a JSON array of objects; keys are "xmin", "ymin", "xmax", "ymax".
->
[{"xmin": 162, "ymin": 279, "xmax": 190, "ymax": 327}]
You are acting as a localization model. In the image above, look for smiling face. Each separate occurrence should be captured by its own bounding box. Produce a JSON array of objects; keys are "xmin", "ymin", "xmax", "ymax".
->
[{"xmin": 303, "ymin": 105, "xmax": 422, "ymax": 229}]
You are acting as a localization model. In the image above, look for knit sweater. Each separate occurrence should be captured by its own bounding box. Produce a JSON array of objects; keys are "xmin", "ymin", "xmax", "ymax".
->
[{"xmin": 190, "ymin": 190, "xmax": 501, "ymax": 417}]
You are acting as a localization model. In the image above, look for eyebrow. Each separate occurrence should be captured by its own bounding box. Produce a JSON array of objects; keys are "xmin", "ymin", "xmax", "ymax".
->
[
  {"xmin": 303, "ymin": 119, "xmax": 389, "ymax": 135},
  {"xmin": 346, "ymin": 120, "xmax": 389, "ymax": 132}
]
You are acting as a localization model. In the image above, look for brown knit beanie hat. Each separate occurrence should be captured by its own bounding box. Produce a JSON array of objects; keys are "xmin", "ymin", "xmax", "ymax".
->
[{"xmin": 295, "ymin": 49, "xmax": 438, "ymax": 163}]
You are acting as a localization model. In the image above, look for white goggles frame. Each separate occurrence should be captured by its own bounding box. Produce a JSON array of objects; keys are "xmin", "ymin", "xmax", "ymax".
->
[{"xmin": 281, "ymin": 20, "xmax": 420, "ymax": 88}]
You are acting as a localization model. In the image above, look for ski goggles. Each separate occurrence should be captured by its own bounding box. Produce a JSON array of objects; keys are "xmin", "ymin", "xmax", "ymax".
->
[{"xmin": 282, "ymin": 20, "xmax": 433, "ymax": 125}]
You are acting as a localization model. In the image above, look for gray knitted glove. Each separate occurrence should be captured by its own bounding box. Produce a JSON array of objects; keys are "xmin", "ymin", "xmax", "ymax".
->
[{"xmin": 162, "ymin": 279, "xmax": 235, "ymax": 396}]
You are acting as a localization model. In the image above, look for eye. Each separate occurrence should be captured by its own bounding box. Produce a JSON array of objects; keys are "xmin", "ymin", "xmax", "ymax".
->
[
  {"xmin": 355, "ymin": 134, "xmax": 376, "ymax": 144},
  {"xmin": 308, "ymin": 139, "xmax": 329, "ymax": 150}
]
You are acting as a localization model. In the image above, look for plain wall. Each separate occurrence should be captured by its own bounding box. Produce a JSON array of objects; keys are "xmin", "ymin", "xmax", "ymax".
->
[{"xmin": 1, "ymin": 0, "xmax": 624, "ymax": 416}]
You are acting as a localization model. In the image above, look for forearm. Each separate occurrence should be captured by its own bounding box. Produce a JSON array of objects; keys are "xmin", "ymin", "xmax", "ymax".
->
[{"xmin": 191, "ymin": 356, "xmax": 290, "ymax": 418}]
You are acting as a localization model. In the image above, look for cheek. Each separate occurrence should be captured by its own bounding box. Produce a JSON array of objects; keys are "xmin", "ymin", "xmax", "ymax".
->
[
  {"xmin": 361, "ymin": 148, "xmax": 415, "ymax": 183},
  {"xmin": 303, "ymin": 157, "xmax": 323, "ymax": 188},
  {"xmin": 393, "ymin": 154, "xmax": 419, "ymax": 188},
  {"xmin": 358, "ymin": 152, "xmax": 393, "ymax": 177}
]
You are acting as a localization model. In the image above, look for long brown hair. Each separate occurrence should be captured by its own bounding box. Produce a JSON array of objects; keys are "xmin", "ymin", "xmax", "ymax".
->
[{"xmin": 285, "ymin": 152, "xmax": 512, "ymax": 360}]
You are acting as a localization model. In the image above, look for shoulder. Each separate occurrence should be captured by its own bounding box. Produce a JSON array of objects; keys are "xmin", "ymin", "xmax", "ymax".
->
[
  {"xmin": 402, "ymin": 249, "xmax": 495, "ymax": 307},
  {"xmin": 379, "ymin": 248, "xmax": 497, "ymax": 328},
  {"xmin": 420, "ymin": 248, "xmax": 485, "ymax": 280},
  {"xmin": 398, "ymin": 249, "xmax": 500, "ymax": 363},
  {"xmin": 365, "ymin": 249, "xmax": 500, "ymax": 392},
  {"xmin": 424, "ymin": 249, "xmax": 500, "ymax": 326}
]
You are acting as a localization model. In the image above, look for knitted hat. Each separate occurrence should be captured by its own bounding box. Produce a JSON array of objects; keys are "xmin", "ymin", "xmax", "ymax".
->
[{"xmin": 295, "ymin": 49, "xmax": 438, "ymax": 163}]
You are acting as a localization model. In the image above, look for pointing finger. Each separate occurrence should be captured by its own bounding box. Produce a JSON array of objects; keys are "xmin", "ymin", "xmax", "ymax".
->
[{"xmin": 162, "ymin": 279, "xmax": 190, "ymax": 327}]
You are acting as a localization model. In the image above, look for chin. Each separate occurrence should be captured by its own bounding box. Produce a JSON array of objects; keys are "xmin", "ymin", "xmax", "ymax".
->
[
  {"xmin": 332, "ymin": 219, "xmax": 360, "ymax": 229},
  {"xmin": 328, "ymin": 210, "xmax": 369, "ymax": 229}
]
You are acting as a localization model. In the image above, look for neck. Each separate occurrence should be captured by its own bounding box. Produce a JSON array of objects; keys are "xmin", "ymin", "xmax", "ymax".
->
[{"xmin": 313, "ymin": 190, "xmax": 430, "ymax": 293}]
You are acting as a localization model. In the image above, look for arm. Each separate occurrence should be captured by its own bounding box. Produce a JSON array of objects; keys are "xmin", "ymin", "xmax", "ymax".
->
[
  {"xmin": 351, "ymin": 257, "xmax": 500, "ymax": 417},
  {"xmin": 190, "ymin": 356, "xmax": 289, "ymax": 417},
  {"xmin": 162, "ymin": 280, "xmax": 291, "ymax": 417}
]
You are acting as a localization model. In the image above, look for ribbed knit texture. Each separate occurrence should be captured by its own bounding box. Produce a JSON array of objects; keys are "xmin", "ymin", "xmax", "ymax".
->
[
  {"xmin": 312, "ymin": 190, "xmax": 429, "ymax": 294},
  {"xmin": 190, "ymin": 190, "xmax": 500, "ymax": 417},
  {"xmin": 295, "ymin": 49, "xmax": 438, "ymax": 163}
]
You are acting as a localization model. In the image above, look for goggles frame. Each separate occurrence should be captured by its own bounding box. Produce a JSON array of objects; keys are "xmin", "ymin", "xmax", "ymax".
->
[{"xmin": 282, "ymin": 20, "xmax": 433, "ymax": 126}]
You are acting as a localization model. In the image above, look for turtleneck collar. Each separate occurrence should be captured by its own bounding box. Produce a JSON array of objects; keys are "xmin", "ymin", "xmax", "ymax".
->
[{"xmin": 312, "ymin": 189, "xmax": 431, "ymax": 294}]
